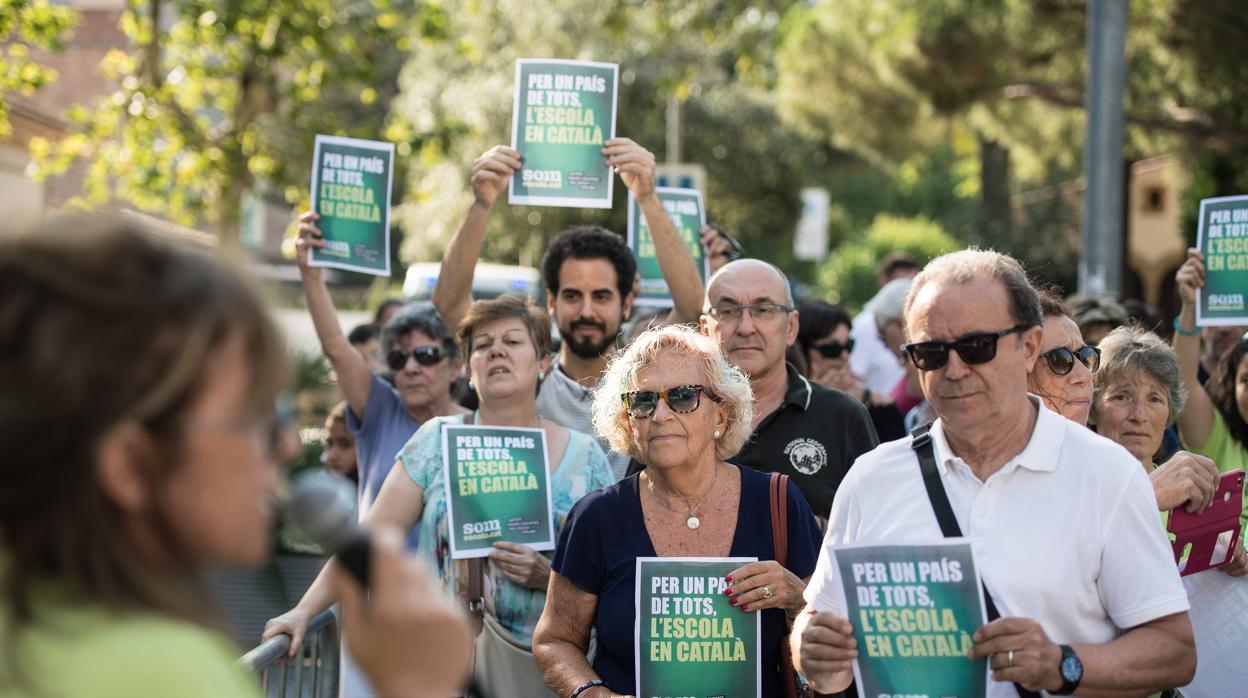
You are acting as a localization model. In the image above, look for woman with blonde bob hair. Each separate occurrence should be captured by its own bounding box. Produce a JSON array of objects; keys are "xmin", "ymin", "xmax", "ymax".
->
[{"xmin": 533, "ymin": 325, "xmax": 822, "ymax": 698}]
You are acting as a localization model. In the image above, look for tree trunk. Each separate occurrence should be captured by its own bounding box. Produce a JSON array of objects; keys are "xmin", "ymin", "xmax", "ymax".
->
[{"xmin": 976, "ymin": 135, "xmax": 1013, "ymax": 250}]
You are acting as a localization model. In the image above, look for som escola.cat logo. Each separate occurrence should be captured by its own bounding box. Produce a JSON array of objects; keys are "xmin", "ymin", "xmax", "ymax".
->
[{"xmin": 783, "ymin": 438, "xmax": 826, "ymax": 475}]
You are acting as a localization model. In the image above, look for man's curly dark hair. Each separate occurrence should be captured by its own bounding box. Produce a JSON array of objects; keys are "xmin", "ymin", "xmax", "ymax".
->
[{"xmin": 541, "ymin": 225, "xmax": 636, "ymax": 299}]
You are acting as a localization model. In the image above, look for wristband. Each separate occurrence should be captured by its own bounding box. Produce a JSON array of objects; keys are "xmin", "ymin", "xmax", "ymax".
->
[
  {"xmin": 569, "ymin": 679, "xmax": 605, "ymax": 698},
  {"xmin": 1173, "ymin": 316, "xmax": 1200, "ymax": 336}
]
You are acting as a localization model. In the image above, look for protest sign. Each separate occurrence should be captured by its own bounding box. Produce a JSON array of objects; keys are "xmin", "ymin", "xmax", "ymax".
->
[
  {"xmin": 509, "ymin": 58, "xmax": 619, "ymax": 208},
  {"xmin": 635, "ymin": 557, "xmax": 760, "ymax": 698},
  {"xmin": 830, "ymin": 540, "xmax": 988, "ymax": 698},
  {"xmin": 626, "ymin": 187, "xmax": 708, "ymax": 307},
  {"xmin": 309, "ymin": 135, "xmax": 395, "ymax": 276},
  {"xmin": 1178, "ymin": 571, "xmax": 1248, "ymax": 697},
  {"xmin": 441, "ymin": 424, "xmax": 554, "ymax": 559},
  {"xmin": 1196, "ymin": 195, "xmax": 1248, "ymax": 326}
]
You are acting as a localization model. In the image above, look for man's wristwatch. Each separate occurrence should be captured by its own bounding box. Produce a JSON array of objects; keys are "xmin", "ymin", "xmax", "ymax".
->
[{"xmin": 1051, "ymin": 644, "xmax": 1083, "ymax": 695}]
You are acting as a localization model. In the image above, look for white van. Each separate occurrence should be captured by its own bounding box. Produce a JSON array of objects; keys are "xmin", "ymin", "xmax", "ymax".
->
[{"xmin": 402, "ymin": 262, "xmax": 542, "ymax": 303}]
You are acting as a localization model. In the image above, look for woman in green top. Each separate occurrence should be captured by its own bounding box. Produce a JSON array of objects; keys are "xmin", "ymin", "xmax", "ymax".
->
[
  {"xmin": 1092, "ymin": 325, "xmax": 1247, "ymax": 575},
  {"xmin": 0, "ymin": 218, "xmax": 471, "ymax": 698},
  {"xmin": 1175, "ymin": 248, "xmax": 1248, "ymax": 541}
]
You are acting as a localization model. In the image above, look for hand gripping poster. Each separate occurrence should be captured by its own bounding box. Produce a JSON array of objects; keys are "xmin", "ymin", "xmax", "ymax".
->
[
  {"xmin": 1196, "ymin": 194, "xmax": 1248, "ymax": 326},
  {"xmin": 829, "ymin": 540, "xmax": 989, "ymax": 698},
  {"xmin": 441, "ymin": 424, "xmax": 555, "ymax": 559},
  {"xmin": 509, "ymin": 58, "xmax": 619, "ymax": 208},
  {"xmin": 308, "ymin": 134, "xmax": 395, "ymax": 276}
]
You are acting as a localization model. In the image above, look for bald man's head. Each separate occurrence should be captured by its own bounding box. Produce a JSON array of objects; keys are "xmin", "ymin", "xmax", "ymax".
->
[
  {"xmin": 704, "ymin": 259, "xmax": 794, "ymax": 311},
  {"xmin": 700, "ymin": 258, "xmax": 798, "ymax": 383}
]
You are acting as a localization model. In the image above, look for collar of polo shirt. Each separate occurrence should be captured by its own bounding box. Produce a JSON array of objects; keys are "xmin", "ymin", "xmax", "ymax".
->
[{"xmin": 928, "ymin": 395, "xmax": 1063, "ymax": 477}]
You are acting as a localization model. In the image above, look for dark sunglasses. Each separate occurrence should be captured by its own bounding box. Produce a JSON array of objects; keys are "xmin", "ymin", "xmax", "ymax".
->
[
  {"xmin": 621, "ymin": 384, "xmax": 721, "ymax": 419},
  {"xmin": 903, "ymin": 325, "xmax": 1032, "ymax": 372},
  {"xmin": 1041, "ymin": 345, "xmax": 1101, "ymax": 375},
  {"xmin": 386, "ymin": 346, "xmax": 446, "ymax": 371},
  {"xmin": 812, "ymin": 338, "xmax": 855, "ymax": 359}
]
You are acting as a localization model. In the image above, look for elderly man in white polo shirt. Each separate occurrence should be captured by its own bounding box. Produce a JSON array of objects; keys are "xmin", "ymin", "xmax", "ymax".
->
[{"xmin": 792, "ymin": 250, "xmax": 1195, "ymax": 696}]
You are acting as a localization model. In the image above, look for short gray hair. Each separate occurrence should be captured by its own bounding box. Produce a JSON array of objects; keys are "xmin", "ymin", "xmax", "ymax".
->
[
  {"xmin": 904, "ymin": 249, "xmax": 1042, "ymax": 333},
  {"xmin": 592, "ymin": 325, "xmax": 754, "ymax": 461},
  {"xmin": 1094, "ymin": 325, "xmax": 1187, "ymax": 425},
  {"xmin": 382, "ymin": 302, "xmax": 458, "ymax": 357}
]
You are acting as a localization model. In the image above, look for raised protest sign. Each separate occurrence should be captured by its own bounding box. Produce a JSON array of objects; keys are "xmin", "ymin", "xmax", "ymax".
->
[
  {"xmin": 829, "ymin": 540, "xmax": 988, "ymax": 698},
  {"xmin": 509, "ymin": 58, "xmax": 619, "ymax": 208},
  {"xmin": 309, "ymin": 135, "xmax": 394, "ymax": 276},
  {"xmin": 441, "ymin": 424, "xmax": 554, "ymax": 559},
  {"xmin": 635, "ymin": 557, "xmax": 760, "ymax": 698},
  {"xmin": 626, "ymin": 187, "xmax": 708, "ymax": 307},
  {"xmin": 1196, "ymin": 195, "xmax": 1248, "ymax": 326},
  {"xmin": 1178, "ymin": 571, "xmax": 1248, "ymax": 697}
]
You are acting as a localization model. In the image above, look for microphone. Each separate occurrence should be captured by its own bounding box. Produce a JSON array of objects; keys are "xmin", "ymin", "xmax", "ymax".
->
[{"xmin": 286, "ymin": 471, "xmax": 371, "ymax": 587}]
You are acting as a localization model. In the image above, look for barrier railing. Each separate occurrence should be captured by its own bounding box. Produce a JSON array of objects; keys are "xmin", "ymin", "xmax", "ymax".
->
[{"xmin": 238, "ymin": 609, "xmax": 340, "ymax": 698}]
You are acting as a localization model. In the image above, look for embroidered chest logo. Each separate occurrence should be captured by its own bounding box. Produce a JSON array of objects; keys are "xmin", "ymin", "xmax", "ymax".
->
[{"xmin": 783, "ymin": 438, "xmax": 826, "ymax": 475}]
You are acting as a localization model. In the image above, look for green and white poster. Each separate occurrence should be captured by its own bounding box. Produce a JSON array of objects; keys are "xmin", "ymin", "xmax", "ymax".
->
[
  {"xmin": 830, "ymin": 540, "xmax": 988, "ymax": 698},
  {"xmin": 1196, "ymin": 195, "xmax": 1248, "ymax": 326},
  {"xmin": 509, "ymin": 58, "xmax": 619, "ymax": 209},
  {"xmin": 441, "ymin": 424, "xmax": 554, "ymax": 559},
  {"xmin": 626, "ymin": 187, "xmax": 708, "ymax": 308},
  {"xmin": 309, "ymin": 134, "xmax": 395, "ymax": 277},
  {"xmin": 635, "ymin": 557, "xmax": 760, "ymax": 698}
]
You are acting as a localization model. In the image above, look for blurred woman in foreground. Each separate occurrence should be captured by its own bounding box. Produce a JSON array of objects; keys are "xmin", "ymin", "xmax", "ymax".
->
[{"xmin": 0, "ymin": 218, "xmax": 471, "ymax": 698}]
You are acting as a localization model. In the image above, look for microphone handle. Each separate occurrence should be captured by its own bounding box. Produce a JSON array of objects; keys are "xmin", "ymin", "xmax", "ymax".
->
[{"xmin": 335, "ymin": 530, "xmax": 371, "ymax": 588}]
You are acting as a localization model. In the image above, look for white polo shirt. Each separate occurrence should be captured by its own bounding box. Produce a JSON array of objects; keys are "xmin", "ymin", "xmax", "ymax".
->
[{"xmin": 805, "ymin": 398, "xmax": 1189, "ymax": 693}]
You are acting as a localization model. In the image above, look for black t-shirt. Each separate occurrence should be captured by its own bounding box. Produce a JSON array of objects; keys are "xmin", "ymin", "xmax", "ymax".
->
[
  {"xmin": 732, "ymin": 364, "xmax": 879, "ymax": 518},
  {"xmin": 627, "ymin": 364, "xmax": 879, "ymax": 519}
]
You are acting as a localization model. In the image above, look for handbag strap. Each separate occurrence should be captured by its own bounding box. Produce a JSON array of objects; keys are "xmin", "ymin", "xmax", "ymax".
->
[
  {"xmin": 769, "ymin": 472, "xmax": 803, "ymax": 697},
  {"xmin": 910, "ymin": 424, "xmax": 1040, "ymax": 698}
]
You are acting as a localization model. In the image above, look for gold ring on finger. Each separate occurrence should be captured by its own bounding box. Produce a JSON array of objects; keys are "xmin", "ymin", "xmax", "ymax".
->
[{"xmin": 761, "ymin": 585, "xmax": 773, "ymax": 599}]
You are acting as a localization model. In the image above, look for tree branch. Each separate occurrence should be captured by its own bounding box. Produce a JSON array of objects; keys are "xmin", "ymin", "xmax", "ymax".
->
[{"xmin": 1001, "ymin": 81, "xmax": 1248, "ymax": 144}]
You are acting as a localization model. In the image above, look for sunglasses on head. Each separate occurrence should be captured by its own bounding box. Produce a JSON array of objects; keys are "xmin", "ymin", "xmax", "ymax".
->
[
  {"xmin": 903, "ymin": 325, "xmax": 1032, "ymax": 371},
  {"xmin": 812, "ymin": 338, "xmax": 855, "ymax": 359},
  {"xmin": 386, "ymin": 346, "xmax": 446, "ymax": 372},
  {"xmin": 1041, "ymin": 345, "xmax": 1101, "ymax": 375},
  {"xmin": 621, "ymin": 384, "xmax": 721, "ymax": 419}
]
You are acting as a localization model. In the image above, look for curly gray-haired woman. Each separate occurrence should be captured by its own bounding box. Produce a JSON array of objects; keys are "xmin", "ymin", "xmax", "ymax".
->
[{"xmin": 533, "ymin": 325, "xmax": 823, "ymax": 697}]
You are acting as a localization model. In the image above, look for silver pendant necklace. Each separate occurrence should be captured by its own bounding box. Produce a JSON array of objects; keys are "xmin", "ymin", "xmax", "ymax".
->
[{"xmin": 649, "ymin": 465, "xmax": 719, "ymax": 530}]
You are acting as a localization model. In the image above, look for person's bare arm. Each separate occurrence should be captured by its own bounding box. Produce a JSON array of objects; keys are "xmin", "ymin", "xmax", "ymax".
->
[
  {"xmin": 296, "ymin": 212, "xmax": 373, "ymax": 418},
  {"xmin": 1175, "ymin": 248, "xmax": 1216, "ymax": 448},
  {"xmin": 791, "ymin": 606, "xmax": 857, "ymax": 694},
  {"xmin": 603, "ymin": 138, "xmax": 704, "ymax": 325},
  {"xmin": 431, "ymin": 146, "xmax": 521, "ymax": 332},
  {"xmin": 262, "ymin": 460, "xmax": 426, "ymax": 654},
  {"xmin": 969, "ymin": 612, "xmax": 1195, "ymax": 696},
  {"xmin": 533, "ymin": 572, "xmax": 630, "ymax": 698}
]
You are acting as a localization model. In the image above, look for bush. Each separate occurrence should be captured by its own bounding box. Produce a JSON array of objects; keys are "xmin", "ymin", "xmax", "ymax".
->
[{"xmin": 816, "ymin": 214, "xmax": 958, "ymax": 311}]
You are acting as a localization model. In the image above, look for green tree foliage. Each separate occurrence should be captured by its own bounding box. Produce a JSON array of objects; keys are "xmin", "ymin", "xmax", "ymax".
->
[
  {"xmin": 0, "ymin": 0, "xmax": 78, "ymax": 137},
  {"xmin": 27, "ymin": 0, "xmax": 439, "ymax": 240},
  {"xmin": 818, "ymin": 214, "xmax": 958, "ymax": 310}
]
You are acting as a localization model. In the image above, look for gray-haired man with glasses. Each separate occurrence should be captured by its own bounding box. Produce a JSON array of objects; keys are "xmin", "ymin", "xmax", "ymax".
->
[{"xmin": 697, "ymin": 259, "xmax": 878, "ymax": 519}]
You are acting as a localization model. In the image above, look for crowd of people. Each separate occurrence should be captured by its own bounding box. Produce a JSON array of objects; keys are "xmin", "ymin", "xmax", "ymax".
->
[{"xmin": 2, "ymin": 135, "xmax": 1246, "ymax": 698}]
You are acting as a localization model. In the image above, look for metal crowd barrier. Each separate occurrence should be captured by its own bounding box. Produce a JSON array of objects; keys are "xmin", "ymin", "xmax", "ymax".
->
[{"xmin": 238, "ymin": 609, "xmax": 340, "ymax": 698}]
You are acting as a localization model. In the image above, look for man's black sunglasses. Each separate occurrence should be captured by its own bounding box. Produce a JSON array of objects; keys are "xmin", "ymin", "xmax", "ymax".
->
[
  {"xmin": 386, "ymin": 346, "xmax": 447, "ymax": 371},
  {"xmin": 903, "ymin": 325, "xmax": 1032, "ymax": 371},
  {"xmin": 812, "ymin": 339, "xmax": 855, "ymax": 359},
  {"xmin": 1041, "ymin": 345, "xmax": 1101, "ymax": 375}
]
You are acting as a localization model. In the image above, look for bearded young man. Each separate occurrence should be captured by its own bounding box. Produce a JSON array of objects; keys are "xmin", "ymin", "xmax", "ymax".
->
[{"xmin": 433, "ymin": 139, "xmax": 704, "ymax": 479}]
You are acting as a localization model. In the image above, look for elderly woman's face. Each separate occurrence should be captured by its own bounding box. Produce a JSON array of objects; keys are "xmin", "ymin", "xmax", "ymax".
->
[
  {"xmin": 628, "ymin": 350, "xmax": 724, "ymax": 470},
  {"xmin": 1093, "ymin": 368, "xmax": 1170, "ymax": 465},
  {"xmin": 1028, "ymin": 315, "xmax": 1094, "ymax": 425}
]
